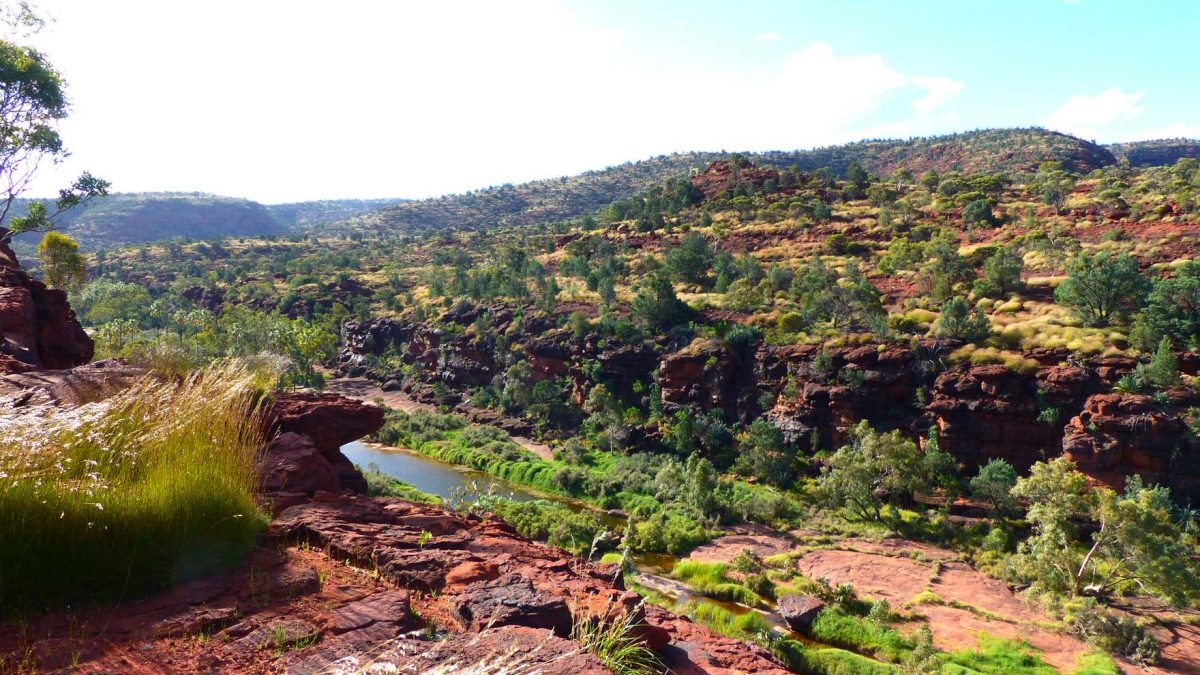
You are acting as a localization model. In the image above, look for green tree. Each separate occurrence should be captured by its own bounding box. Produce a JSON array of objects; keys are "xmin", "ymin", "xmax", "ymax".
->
[
  {"xmin": 665, "ymin": 231, "xmax": 714, "ymax": 286},
  {"xmin": 738, "ymin": 419, "xmax": 795, "ymax": 488},
  {"xmin": 934, "ymin": 297, "xmax": 992, "ymax": 342},
  {"xmin": 969, "ymin": 458, "xmax": 1018, "ymax": 518},
  {"xmin": 1130, "ymin": 259, "xmax": 1200, "ymax": 350},
  {"xmin": 630, "ymin": 272, "xmax": 694, "ymax": 331},
  {"xmin": 74, "ymin": 279, "xmax": 153, "ymax": 325},
  {"xmin": 963, "ymin": 199, "xmax": 998, "ymax": 227},
  {"xmin": 1014, "ymin": 461, "xmax": 1200, "ymax": 606},
  {"xmin": 36, "ymin": 230, "xmax": 85, "ymax": 290},
  {"xmin": 974, "ymin": 246, "xmax": 1025, "ymax": 297},
  {"xmin": 816, "ymin": 421, "xmax": 937, "ymax": 522},
  {"xmin": 847, "ymin": 160, "xmax": 870, "ymax": 191},
  {"xmin": 1054, "ymin": 252, "xmax": 1149, "ymax": 327},
  {"xmin": 683, "ymin": 453, "xmax": 718, "ymax": 517},
  {"xmin": 1009, "ymin": 457, "xmax": 1090, "ymax": 595},
  {"xmin": 827, "ymin": 262, "xmax": 886, "ymax": 331},
  {"xmin": 1146, "ymin": 336, "xmax": 1179, "ymax": 388},
  {"xmin": 921, "ymin": 233, "xmax": 974, "ymax": 302},
  {"xmin": 0, "ymin": 27, "xmax": 108, "ymax": 244}
]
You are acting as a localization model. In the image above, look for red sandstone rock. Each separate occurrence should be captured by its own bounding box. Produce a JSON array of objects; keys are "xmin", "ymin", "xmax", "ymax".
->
[
  {"xmin": 690, "ymin": 160, "xmax": 783, "ymax": 201},
  {"xmin": 1063, "ymin": 392, "xmax": 1191, "ymax": 494},
  {"xmin": 0, "ymin": 241, "xmax": 92, "ymax": 373},
  {"xmin": 451, "ymin": 572, "xmax": 572, "ymax": 635},
  {"xmin": 259, "ymin": 432, "xmax": 341, "ymax": 498},
  {"xmin": 777, "ymin": 594, "xmax": 826, "ymax": 632},
  {"xmin": 268, "ymin": 391, "xmax": 385, "ymax": 456}
]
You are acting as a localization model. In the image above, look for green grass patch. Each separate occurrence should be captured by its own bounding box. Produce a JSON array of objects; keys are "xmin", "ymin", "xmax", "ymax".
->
[
  {"xmin": 687, "ymin": 600, "xmax": 773, "ymax": 638},
  {"xmin": 942, "ymin": 634, "xmax": 1056, "ymax": 674},
  {"xmin": 773, "ymin": 639, "xmax": 898, "ymax": 674},
  {"xmin": 809, "ymin": 608, "xmax": 915, "ymax": 662},
  {"xmin": 671, "ymin": 560, "xmax": 768, "ymax": 607},
  {"xmin": 0, "ymin": 362, "xmax": 268, "ymax": 614},
  {"xmin": 1069, "ymin": 649, "xmax": 1120, "ymax": 675}
]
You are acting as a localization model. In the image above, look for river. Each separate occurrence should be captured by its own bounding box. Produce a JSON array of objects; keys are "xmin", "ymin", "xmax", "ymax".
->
[{"xmin": 341, "ymin": 438, "xmax": 816, "ymax": 643}]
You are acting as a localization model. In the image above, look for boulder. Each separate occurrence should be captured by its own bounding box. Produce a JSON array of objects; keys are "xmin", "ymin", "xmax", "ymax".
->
[
  {"xmin": 777, "ymin": 594, "xmax": 826, "ymax": 632},
  {"xmin": 450, "ymin": 573, "xmax": 572, "ymax": 636},
  {"xmin": 259, "ymin": 432, "xmax": 341, "ymax": 498}
]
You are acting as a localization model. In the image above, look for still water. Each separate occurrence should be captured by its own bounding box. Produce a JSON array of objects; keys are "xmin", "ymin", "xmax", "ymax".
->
[{"xmin": 341, "ymin": 439, "xmax": 543, "ymax": 503}]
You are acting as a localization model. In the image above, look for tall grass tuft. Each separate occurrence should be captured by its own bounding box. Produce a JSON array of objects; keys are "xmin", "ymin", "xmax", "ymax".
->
[
  {"xmin": 570, "ymin": 601, "xmax": 664, "ymax": 675},
  {"xmin": 0, "ymin": 361, "xmax": 269, "ymax": 614}
]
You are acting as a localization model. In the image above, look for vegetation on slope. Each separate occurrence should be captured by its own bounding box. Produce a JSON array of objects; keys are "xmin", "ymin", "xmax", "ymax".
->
[{"xmin": 337, "ymin": 128, "xmax": 1117, "ymax": 234}]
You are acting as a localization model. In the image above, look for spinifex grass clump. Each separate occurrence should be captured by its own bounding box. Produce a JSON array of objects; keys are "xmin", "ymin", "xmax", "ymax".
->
[{"xmin": 0, "ymin": 362, "xmax": 268, "ymax": 614}]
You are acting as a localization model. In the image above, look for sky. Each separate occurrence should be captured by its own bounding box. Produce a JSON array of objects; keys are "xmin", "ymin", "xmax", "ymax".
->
[{"xmin": 18, "ymin": 0, "xmax": 1200, "ymax": 203}]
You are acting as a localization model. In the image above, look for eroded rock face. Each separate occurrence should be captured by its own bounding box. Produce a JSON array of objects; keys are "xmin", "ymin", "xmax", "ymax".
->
[
  {"xmin": 259, "ymin": 431, "xmax": 342, "ymax": 500},
  {"xmin": 0, "ymin": 359, "xmax": 143, "ymax": 406},
  {"xmin": 0, "ymin": 241, "xmax": 92, "ymax": 373},
  {"xmin": 268, "ymin": 391, "xmax": 385, "ymax": 455},
  {"xmin": 270, "ymin": 493, "xmax": 790, "ymax": 673},
  {"xmin": 451, "ymin": 573, "xmax": 572, "ymax": 635},
  {"xmin": 263, "ymin": 391, "xmax": 385, "ymax": 496},
  {"xmin": 1063, "ymin": 393, "xmax": 1197, "ymax": 495}
]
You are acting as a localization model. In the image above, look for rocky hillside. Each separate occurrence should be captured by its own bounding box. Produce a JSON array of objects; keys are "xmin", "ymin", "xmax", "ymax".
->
[
  {"xmin": 341, "ymin": 128, "xmax": 1117, "ymax": 234},
  {"xmin": 1109, "ymin": 138, "xmax": 1200, "ymax": 167},
  {"xmin": 767, "ymin": 127, "xmax": 1116, "ymax": 178},
  {"xmin": 338, "ymin": 306, "xmax": 1200, "ymax": 503}
]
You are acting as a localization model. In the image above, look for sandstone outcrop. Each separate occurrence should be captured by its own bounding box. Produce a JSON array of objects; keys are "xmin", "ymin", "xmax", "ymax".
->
[
  {"xmin": 777, "ymin": 594, "xmax": 826, "ymax": 632},
  {"xmin": 1063, "ymin": 393, "xmax": 1197, "ymax": 496},
  {"xmin": 260, "ymin": 391, "xmax": 385, "ymax": 501},
  {"xmin": 0, "ymin": 240, "xmax": 92, "ymax": 374}
]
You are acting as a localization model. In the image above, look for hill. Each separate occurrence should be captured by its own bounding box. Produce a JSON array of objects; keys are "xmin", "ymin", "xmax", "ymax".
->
[
  {"xmin": 1108, "ymin": 138, "xmax": 1200, "ymax": 167},
  {"xmin": 264, "ymin": 198, "xmax": 407, "ymax": 229},
  {"xmin": 6, "ymin": 193, "xmax": 406, "ymax": 254},
  {"xmin": 768, "ymin": 127, "xmax": 1115, "ymax": 177},
  {"xmin": 344, "ymin": 128, "xmax": 1115, "ymax": 234}
]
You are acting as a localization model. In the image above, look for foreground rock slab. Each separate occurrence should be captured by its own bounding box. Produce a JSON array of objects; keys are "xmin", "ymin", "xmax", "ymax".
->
[{"xmin": 0, "ymin": 492, "xmax": 792, "ymax": 674}]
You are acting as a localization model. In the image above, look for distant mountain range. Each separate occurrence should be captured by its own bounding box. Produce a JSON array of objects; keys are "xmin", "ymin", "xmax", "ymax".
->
[
  {"xmin": 5, "ymin": 193, "xmax": 407, "ymax": 254},
  {"xmin": 7, "ymin": 128, "xmax": 1200, "ymax": 253}
]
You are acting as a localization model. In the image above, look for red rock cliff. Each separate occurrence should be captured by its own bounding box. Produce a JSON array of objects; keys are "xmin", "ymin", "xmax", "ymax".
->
[{"xmin": 0, "ymin": 240, "xmax": 93, "ymax": 374}]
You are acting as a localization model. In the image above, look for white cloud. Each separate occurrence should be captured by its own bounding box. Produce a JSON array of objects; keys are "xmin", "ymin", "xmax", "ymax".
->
[
  {"xmin": 756, "ymin": 31, "xmax": 781, "ymax": 42},
  {"xmin": 19, "ymin": 2, "xmax": 957, "ymax": 202},
  {"xmin": 1044, "ymin": 88, "xmax": 1145, "ymax": 139},
  {"xmin": 911, "ymin": 76, "xmax": 964, "ymax": 114}
]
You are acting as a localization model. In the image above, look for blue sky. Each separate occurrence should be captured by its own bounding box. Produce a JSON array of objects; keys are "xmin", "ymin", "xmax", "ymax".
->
[{"xmin": 22, "ymin": 0, "xmax": 1200, "ymax": 202}]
